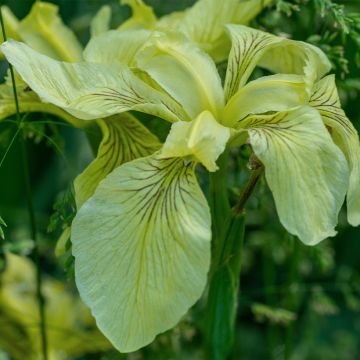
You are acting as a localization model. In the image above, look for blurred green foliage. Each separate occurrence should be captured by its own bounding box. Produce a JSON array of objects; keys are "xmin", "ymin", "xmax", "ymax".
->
[{"xmin": 0, "ymin": 0, "xmax": 359, "ymax": 359}]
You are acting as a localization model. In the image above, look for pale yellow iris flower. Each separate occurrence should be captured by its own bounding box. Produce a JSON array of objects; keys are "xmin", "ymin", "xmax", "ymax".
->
[{"xmin": 1, "ymin": 2, "xmax": 359, "ymax": 355}]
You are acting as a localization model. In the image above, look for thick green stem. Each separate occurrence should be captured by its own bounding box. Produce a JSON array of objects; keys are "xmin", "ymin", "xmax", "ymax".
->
[
  {"xmin": 208, "ymin": 151, "xmax": 231, "ymax": 243},
  {"xmin": 0, "ymin": 9, "xmax": 48, "ymax": 360},
  {"xmin": 205, "ymin": 211, "xmax": 245, "ymax": 360},
  {"xmin": 205, "ymin": 156, "xmax": 263, "ymax": 359}
]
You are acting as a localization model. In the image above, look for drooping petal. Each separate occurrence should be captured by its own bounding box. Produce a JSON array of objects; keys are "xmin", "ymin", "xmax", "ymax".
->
[
  {"xmin": 157, "ymin": 0, "xmax": 272, "ymax": 62},
  {"xmin": 136, "ymin": 32, "xmax": 224, "ymax": 119},
  {"xmin": 1, "ymin": 40, "xmax": 186, "ymax": 122},
  {"xmin": 160, "ymin": 110, "xmax": 230, "ymax": 172},
  {"xmin": 0, "ymin": 71, "xmax": 85, "ymax": 128},
  {"xmin": 71, "ymin": 154, "xmax": 211, "ymax": 352},
  {"xmin": 310, "ymin": 75, "xmax": 360, "ymax": 226},
  {"xmin": 223, "ymin": 74, "xmax": 309, "ymax": 127},
  {"xmin": 74, "ymin": 113, "xmax": 161, "ymax": 208},
  {"xmin": 84, "ymin": 29, "xmax": 151, "ymax": 65},
  {"xmin": 17, "ymin": 2, "xmax": 83, "ymax": 62},
  {"xmin": 90, "ymin": 5, "xmax": 112, "ymax": 38},
  {"xmin": 118, "ymin": 0, "xmax": 157, "ymax": 30},
  {"xmin": 241, "ymin": 106, "xmax": 349, "ymax": 245},
  {"xmin": 224, "ymin": 25, "xmax": 331, "ymax": 100}
]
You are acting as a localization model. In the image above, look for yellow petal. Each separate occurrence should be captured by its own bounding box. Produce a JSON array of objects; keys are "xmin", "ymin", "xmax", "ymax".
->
[
  {"xmin": 160, "ymin": 110, "xmax": 230, "ymax": 172},
  {"xmin": 136, "ymin": 32, "xmax": 224, "ymax": 119},
  {"xmin": 224, "ymin": 74, "xmax": 308, "ymax": 127},
  {"xmin": 242, "ymin": 106, "xmax": 349, "ymax": 245},
  {"xmin": 84, "ymin": 29, "xmax": 151, "ymax": 65},
  {"xmin": 17, "ymin": 2, "xmax": 83, "ymax": 62},
  {"xmin": 72, "ymin": 154, "xmax": 211, "ymax": 352},
  {"xmin": 224, "ymin": 25, "xmax": 331, "ymax": 100},
  {"xmin": 118, "ymin": 0, "xmax": 157, "ymax": 30},
  {"xmin": 90, "ymin": 5, "xmax": 112, "ymax": 38},
  {"xmin": 157, "ymin": 0, "xmax": 272, "ymax": 62},
  {"xmin": 310, "ymin": 75, "xmax": 360, "ymax": 226},
  {"xmin": 74, "ymin": 113, "xmax": 161, "ymax": 208},
  {"xmin": 0, "ymin": 71, "xmax": 85, "ymax": 128},
  {"xmin": 1, "ymin": 40, "xmax": 186, "ymax": 123}
]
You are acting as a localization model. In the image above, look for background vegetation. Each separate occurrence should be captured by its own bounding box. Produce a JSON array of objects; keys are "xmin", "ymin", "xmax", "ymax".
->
[{"xmin": 0, "ymin": 0, "xmax": 359, "ymax": 359}]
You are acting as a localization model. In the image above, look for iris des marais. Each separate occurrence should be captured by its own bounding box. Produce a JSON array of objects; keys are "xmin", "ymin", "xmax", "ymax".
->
[{"xmin": 1, "ymin": 0, "xmax": 360, "ymax": 354}]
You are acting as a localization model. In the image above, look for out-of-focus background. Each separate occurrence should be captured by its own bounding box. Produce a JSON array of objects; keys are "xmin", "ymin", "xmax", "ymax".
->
[{"xmin": 0, "ymin": 0, "xmax": 359, "ymax": 359}]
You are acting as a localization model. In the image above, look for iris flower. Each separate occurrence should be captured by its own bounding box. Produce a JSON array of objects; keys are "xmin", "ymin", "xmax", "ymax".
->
[{"xmin": 2, "ymin": 24, "xmax": 359, "ymax": 353}]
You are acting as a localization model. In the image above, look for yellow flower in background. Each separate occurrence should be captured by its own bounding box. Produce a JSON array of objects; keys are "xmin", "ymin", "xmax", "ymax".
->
[{"xmin": 0, "ymin": 253, "xmax": 111, "ymax": 360}]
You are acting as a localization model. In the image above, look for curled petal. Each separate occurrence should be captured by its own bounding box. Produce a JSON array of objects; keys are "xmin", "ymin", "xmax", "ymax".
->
[{"xmin": 160, "ymin": 110, "xmax": 230, "ymax": 172}]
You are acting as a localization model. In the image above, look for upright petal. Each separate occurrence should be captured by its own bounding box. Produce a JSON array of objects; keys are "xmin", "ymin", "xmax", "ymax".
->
[
  {"xmin": 17, "ymin": 2, "xmax": 83, "ymax": 61},
  {"xmin": 84, "ymin": 29, "xmax": 152, "ymax": 65},
  {"xmin": 224, "ymin": 25, "xmax": 331, "ymax": 100},
  {"xmin": 118, "ymin": 0, "xmax": 157, "ymax": 30},
  {"xmin": 224, "ymin": 74, "xmax": 308, "ymax": 127},
  {"xmin": 160, "ymin": 111, "xmax": 230, "ymax": 172},
  {"xmin": 157, "ymin": 0, "xmax": 272, "ymax": 62},
  {"xmin": 240, "ymin": 106, "xmax": 348, "ymax": 245},
  {"xmin": 310, "ymin": 75, "xmax": 360, "ymax": 226},
  {"xmin": 136, "ymin": 33, "xmax": 224, "ymax": 119},
  {"xmin": 90, "ymin": 5, "xmax": 112, "ymax": 38},
  {"xmin": 72, "ymin": 154, "xmax": 211, "ymax": 352},
  {"xmin": 74, "ymin": 113, "xmax": 161, "ymax": 208},
  {"xmin": 1, "ymin": 40, "xmax": 186, "ymax": 122}
]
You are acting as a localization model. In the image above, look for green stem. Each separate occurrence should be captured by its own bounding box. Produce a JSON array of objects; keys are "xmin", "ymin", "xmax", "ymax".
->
[
  {"xmin": 208, "ymin": 151, "xmax": 231, "ymax": 243},
  {"xmin": 284, "ymin": 237, "xmax": 301, "ymax": 359},
  {"xmin": 0, "ymin": 9, "xmax": 48, "ymax": 360},
  {"xmin": 205, "ymin": 157, "xmax": 263, "ymax": 359},
  {"xmin": 262, "ymin": 241, "xmax": 278, "ymax": 360}
]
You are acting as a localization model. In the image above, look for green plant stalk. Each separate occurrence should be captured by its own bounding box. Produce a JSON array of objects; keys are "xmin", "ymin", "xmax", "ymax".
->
[
  {"xmin": 284, "ymin": 237, "xmax": 301, "ymax": 359},
  {"xmin": 0, "ymin": 9, "xmax": 48, "ymax": 360},
  {"xmin": 262, "ymin": 241, "xmax": 279, "ymax": 360},
  {"xmin": 205, "ymin": 158, "xmax": 263, "ymax": 359}
]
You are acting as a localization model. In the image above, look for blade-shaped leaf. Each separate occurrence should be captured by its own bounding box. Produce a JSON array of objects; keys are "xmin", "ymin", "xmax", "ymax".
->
[
  {"xmin": 1, "ymin": 40, "xmax": 186, "ymax": 122},
  {"xmin": 310, "ymin": 75, "xmax": 360, "ymax": 226},
  {"xmin": 74, "ymin": 113, "xmax": 161, "ymax": 208},
  {"xmin": 72, "ymin": 154, "xmax": 211, "ymax": 352},
  {"xmin": 241, "ymin": 106, "xmax": 349, "ymax": 245}
]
